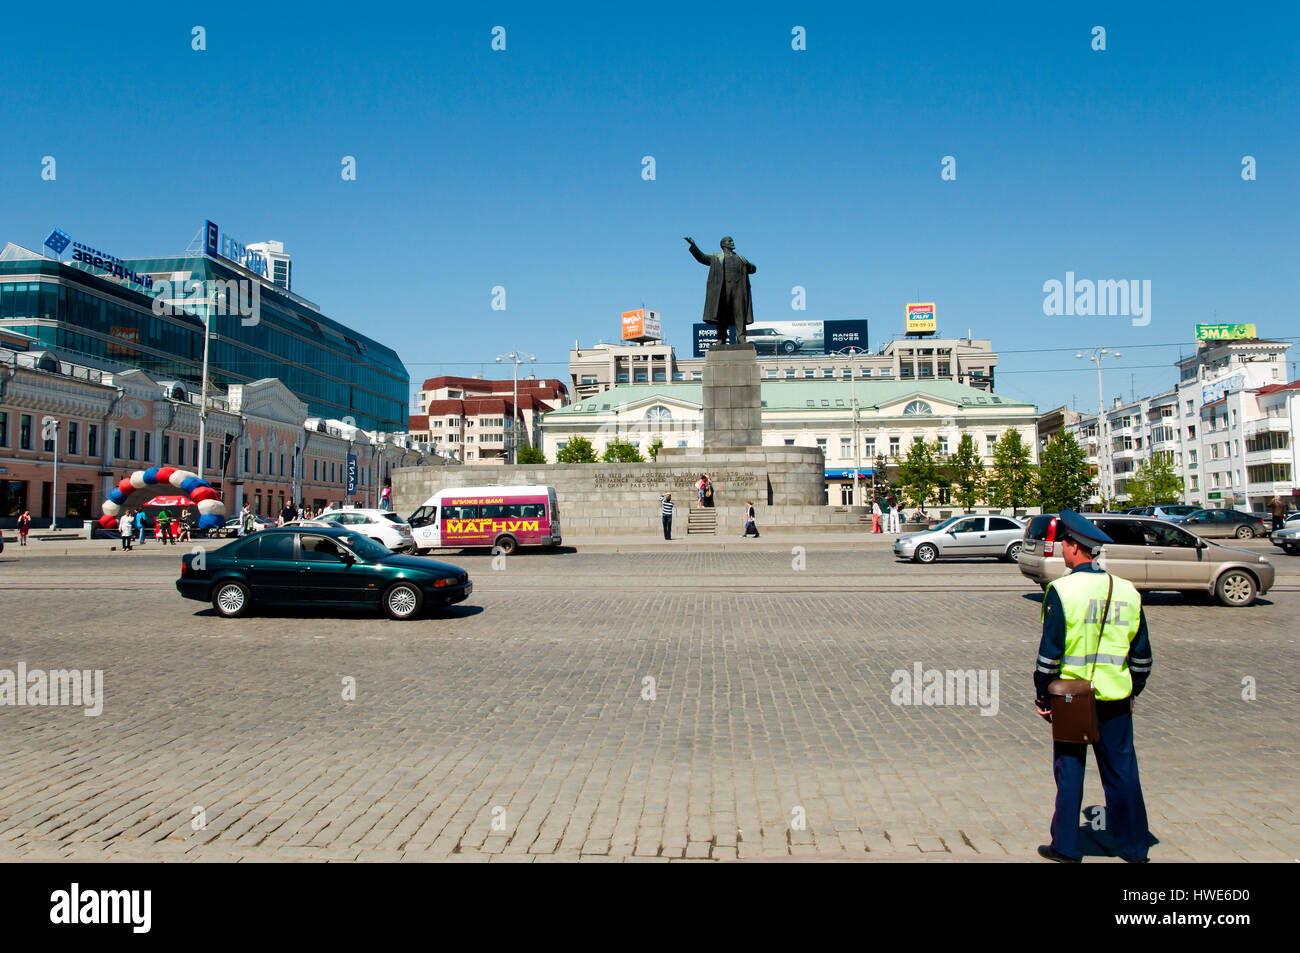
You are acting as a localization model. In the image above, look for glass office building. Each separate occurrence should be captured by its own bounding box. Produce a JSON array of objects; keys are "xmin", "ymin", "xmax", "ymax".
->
[{"xmin": 0, "ymin": 249, "xmax": 408, "ymax": 432}]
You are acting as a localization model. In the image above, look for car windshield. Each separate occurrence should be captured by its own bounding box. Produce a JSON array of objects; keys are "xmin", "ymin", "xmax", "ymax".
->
[{"xmin": 335, "ymin": 534, "xmax": 392, "ymax": 561}]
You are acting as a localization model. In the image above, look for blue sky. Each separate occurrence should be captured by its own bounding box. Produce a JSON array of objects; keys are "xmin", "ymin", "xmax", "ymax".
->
[{"xmin": 3, "ymin": 2, "xmax": 1297, "ymax": 413}]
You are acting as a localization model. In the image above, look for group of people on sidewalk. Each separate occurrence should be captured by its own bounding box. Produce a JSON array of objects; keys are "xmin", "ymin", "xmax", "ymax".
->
[
  {"xmin": 658, "ymin": 475, "xmax": 759, "ymax": 539},
  {"xmin": 871, "ymin": 497, "xmax": 902, "ymax": 533},
  {"xmin": 116, "ymin": 507, "xmax": 194, "ymax": 549}
]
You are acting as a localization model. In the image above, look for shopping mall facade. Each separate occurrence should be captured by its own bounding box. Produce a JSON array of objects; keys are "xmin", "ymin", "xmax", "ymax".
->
[{"xmin": 0, "ymin": 229, "xmax": 408, "ymax": 432}]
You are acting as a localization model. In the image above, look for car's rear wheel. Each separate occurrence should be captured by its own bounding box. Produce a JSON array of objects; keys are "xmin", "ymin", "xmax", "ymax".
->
[
  {"xmin": 1235, "ymin": 525, "xmax": 1255, "ymax": 539},
  {"xmin": 1215, "ymin": 569, "xmax": 1257, "ymax": 607},
  {"xmin": 1005, "ymin": 541, "xmax": 1023, "ymax": 562},
  {"xmin": 914, "ymin": 543, "xmax": 938, "ymax": 564},
  {"xmin": 212, "ymin": 581, "xmax": 250, "ymax": 618},
  {"xmin": 382, "ymin": 582, "xmax": 423, "ymax": 620},
  {"xmin": 494, "ymin": 535, "xmax": 519, "ymax": 556}
]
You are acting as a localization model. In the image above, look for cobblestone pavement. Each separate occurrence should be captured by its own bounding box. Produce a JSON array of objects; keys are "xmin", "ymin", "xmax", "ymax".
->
[{"xmin": 1, "ymin": 543, "xmax": 1296, "ymax": 862}]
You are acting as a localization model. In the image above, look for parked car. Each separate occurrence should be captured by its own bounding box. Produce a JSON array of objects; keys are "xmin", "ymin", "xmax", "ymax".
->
[
  {"xmin": 1151, "ymin": 504, "xmax": 1200, "ymax": 522},
  {"xmin": 1019, "ymin": 514, "xmax": 1275, "ymax": 606},
  {"xmin": 1271, "ymin": 525, "xmax": 1300, "ymax": 557},
  {"xmin": 894, "ymin": 514, "xmax": 1026, "ymax": 563},
  {"xmin": 1179, "ymin": 508, "xmax": 1269, "ymax": 539},
  {"xmin": 745, "ymin": 326, "xmax": 803, "ymax": 355},
  {"xmin": 316, "ymin": 507, "xmax": 415, "ymax": 552},
  {"xmin": 176, "ymin": 526, "xmax": 471, "ymax": 620}
]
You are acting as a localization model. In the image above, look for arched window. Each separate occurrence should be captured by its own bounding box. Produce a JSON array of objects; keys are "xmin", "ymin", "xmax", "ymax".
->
[
  {"xmin": 644, "ymin": 405, "xmax": 672, "ymax": 422},
  {"xmin": 903, "ymin": 400, "xmax": 933, "ymax": 416}
]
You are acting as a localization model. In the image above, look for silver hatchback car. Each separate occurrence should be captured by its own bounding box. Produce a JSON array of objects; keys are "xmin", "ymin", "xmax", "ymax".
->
[{"xmin": 894, "ymin": 514, "xmax": 1027, "ymax": 563}]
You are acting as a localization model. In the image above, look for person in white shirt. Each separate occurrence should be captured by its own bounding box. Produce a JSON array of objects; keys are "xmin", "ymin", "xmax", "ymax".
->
[{"xmin": 887, "ymin": 498, "xmax": 901, "ymax": 533}]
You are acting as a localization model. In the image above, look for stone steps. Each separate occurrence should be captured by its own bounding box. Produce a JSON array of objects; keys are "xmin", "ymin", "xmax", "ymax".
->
[{"xmin": 686, "ymin": 508, "xmax": 717, "ymax": 535}]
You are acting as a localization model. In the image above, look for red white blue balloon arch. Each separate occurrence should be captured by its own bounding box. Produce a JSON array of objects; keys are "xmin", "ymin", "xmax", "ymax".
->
[{"xmin": 97, "ymin": 467, "xmax": 227, "ymax": 531}]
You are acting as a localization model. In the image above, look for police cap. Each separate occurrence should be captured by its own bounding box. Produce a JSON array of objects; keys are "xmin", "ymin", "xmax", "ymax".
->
[{"xmin": 1057, "ymin": 509, "xmax": 1113, "ymax": 552}]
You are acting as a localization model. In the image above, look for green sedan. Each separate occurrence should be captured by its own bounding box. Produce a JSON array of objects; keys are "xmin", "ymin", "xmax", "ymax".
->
[{"xmin": 176, "ymin": 526, "xmax": 472, "ymax": 620}]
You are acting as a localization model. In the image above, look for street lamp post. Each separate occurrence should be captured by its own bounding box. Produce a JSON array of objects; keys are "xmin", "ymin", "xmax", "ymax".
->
[
  {"xmin": 42, "ymin": 416, "xmax": 60, "ymax": 531},
  {"xmin": 1076, "ymin": 347, "xmax": 1122, "ymax": 508},
  {"xmin": 496, "ymin": 351, "xmax": 536, "ymax": 464},
  {"xmin": 832, "ymin": 346, "xmax": 865, "ymax": 505}
]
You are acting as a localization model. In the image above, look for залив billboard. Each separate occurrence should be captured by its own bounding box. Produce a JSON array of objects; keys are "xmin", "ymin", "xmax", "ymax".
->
[{"xmin": 693, "ymin": 319, "xmax": 868, "ymax": 357}]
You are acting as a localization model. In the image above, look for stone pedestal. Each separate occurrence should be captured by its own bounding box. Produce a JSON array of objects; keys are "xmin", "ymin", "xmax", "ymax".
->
[{"xmin": 702, "ymin": 343, "xmax": 761, "ymax": 449}]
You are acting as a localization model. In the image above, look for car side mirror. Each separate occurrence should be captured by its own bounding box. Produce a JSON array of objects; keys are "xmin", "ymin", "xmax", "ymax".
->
[
  {"xmin": 342, "ymin": 551, "xmax": 356, "ymax": 564},
  {"xmin": 1195, "ymin": 538, "xmax": 1208, "ymax": 549}
]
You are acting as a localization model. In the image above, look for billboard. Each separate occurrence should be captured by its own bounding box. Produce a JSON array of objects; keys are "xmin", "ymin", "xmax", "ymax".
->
[
  {"xmin": 905, "ymin": 303, "xmax": 937, "ymax": 335},
  {"xmin": 621, "ymin": 309, "xmax": 662, "ymax": 341},
  {"xmin": 1196, "ymin": 323, "xmax": 1257, "ymax": 341},
  {"xmin": 692, "ymin": 319, "xmax": 868, "ymax": 358}
]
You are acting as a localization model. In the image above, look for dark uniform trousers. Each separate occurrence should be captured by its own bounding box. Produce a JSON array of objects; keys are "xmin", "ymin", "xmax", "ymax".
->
[{"xmin": 1051, "ymin": 698, "xmax": 1149, "ymax": 861}]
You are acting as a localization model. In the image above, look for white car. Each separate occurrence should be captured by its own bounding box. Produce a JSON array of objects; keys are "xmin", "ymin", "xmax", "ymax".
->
[{"xmin": 316, "ymin": 508, "xmax": 415, "ymax": 552}]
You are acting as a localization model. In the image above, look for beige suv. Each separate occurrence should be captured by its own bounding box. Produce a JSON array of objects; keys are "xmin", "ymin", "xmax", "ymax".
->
[{"xmin": 1018, "ymin": 514, "xmax": 1276, "ymax": 607}]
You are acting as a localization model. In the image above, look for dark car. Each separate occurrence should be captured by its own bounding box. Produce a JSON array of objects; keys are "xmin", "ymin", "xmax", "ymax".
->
[
  {"xmin": 1179, "ymin": 508, "xmax": 1269, "ymax": 539},
  {"xmin": 176, "ymin": 526, "xmax": 471, "ymax": 620}
]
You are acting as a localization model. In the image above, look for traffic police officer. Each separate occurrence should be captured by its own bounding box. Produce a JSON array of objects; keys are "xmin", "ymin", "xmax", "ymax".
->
[{"xmin": 1034, "ymin": 510, "xmax": 1153, "ymax": 863}]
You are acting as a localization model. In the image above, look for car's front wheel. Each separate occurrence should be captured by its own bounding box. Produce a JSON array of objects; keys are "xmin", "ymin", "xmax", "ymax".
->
[
  {"xmin": 212, "ymin": 580, "xmax": 251, "ymax": 618},
  {"xmin": 1235, "ymin": 525, "xmax": 1255, "ymax": 539},
  {"xmin": 382, "ymin": 582, "xmax": 423, "ymax": 620},
  {"xmin": 1005, "ymin": 541, "xmax": 1023, "ymax": 562},
  {"xmin": 1284, "ymin": 544, "xmax": 1300, "ymax": 556},
  {"xmin": 914, "ymin": 543, "xmax": 938, "ymax": 564},
  {"xmin": 1215, "ymin": 569, "xmax": 1257, "ymax": 607}
]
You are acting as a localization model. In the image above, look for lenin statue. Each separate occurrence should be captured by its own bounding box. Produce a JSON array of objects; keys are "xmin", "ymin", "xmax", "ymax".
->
[{"xmin": 685, "ymin": 236, "xmax": 757, "ymax": 346}]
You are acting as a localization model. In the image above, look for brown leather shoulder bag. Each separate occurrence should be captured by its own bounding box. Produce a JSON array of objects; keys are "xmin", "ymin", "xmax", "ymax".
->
[{"xmin": 1047, "ymin": 573, "xmax": 1112, "ymax": 744}]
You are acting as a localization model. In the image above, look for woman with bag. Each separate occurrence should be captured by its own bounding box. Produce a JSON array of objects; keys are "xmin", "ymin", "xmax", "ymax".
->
[{"xmin": 742, "ymin": 500, "xmax": 760, "ymax": 538}]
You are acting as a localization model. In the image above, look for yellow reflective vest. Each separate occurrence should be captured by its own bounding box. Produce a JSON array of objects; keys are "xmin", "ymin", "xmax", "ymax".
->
[{"xmin": 1043, "ymin": 570, "xmax": 1142, "ymax": 701}]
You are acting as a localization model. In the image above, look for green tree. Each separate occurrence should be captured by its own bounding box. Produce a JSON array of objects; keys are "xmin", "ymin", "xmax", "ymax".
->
[
  {"xmin": 1036, "ymin": 432, "xmax": 1094, "ymax": 512},
  {"xmin": 986, "ymin": 429, "xmax": 1037, "ymax": 516},
  {"xmin": 647, "ymin": 437, "xmax": 664, "ymax": 461},
  {"xmin": 556, "ymin": 435, "xmax": 597, "ymax": 463},
  {"xmin": 946, "ymin": 432, "xmax": 986, "ymax": 512},
  {"xmin": 1126, "ymin": 455, "xmax": 1184, "ymax": 506},
  {"xmin": 517, "ymin": 445, "xmax": 546, "ymax": 464},
  {"xmin": 600, "ymin": 439, "xmax": 644, "ymax": 463},
  {"xmin": 896, "ymin": 438, "xmax": 941, "ymax": 507}
]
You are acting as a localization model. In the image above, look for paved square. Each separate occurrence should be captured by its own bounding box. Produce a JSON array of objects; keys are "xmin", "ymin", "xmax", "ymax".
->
[{"xmin": 0, "ymin": 541, "xmax": 1295, "ymax": 861}]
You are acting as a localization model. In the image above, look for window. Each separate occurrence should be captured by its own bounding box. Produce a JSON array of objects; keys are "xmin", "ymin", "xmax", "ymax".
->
[
  {"xmin": 43, "ymin": 419, "xmax": 56, "ymax": 453},
  {"xmin": 953, "ymin": 517, "xmax": 985, "ymax": 533},
  {"xmin": 257, "ymin": 450, "xmax": 263, "ymax": 474},
  {"xmin": 313, "ymin": 459, "xmax": 319, "ymax": 480},
  {"xmin": 0, "ymin": 412, "xmax": 7, "ymax": 448},
  {"xmin": 258, "ymin": 533, "xmax": 296, "ymax": 560},
  {"xmin": 208, "ymin": 443, "xmax": 214, "ymax": 469},
  {"xmin": 20, "ymin": 414, "xmax": 33, "ymax": 450},
  {"xmin": 865, "ymin": 438, "xmax": 875, "ymax": 458},
  {"xmin": 816, "ymin": 438, "xmax": 827, "ymax": 455},
  {"xmin": 840, "ymin": 437, "xmax": 851, "ymax": 457},
  {"xmin": 938, "ymin": 437, "xmax": 948, "ymax": 455},
  {"xmin": 88, "ymin": 425, "xmax": 97, "ymax": 458},
  {"xmin": 143, "ymin": 433, "xmax": 151, "ymax": 462},
  {"xmin": 128, "ymin": 430, "xmax": 138, "ymax": 460},
  {"xmin": 783, "ymin": 438, "xmax": 795, "ymax": 446},
  {"xmin": 889, "ymin": 437, "xmax": 900, "ymax": 456},
  {"xmin": 443, "ymin": 504, "xmax": 479, "ymax": 520},
  {"xmin": 162, "ymin": 435, "xmax": 171, "ymax": 465},
  {"xmin": 300, "ymin": 534, "xmax": 348, "ymax": 562},
  {"xmin": 989, "ymin": 517, "xmax": 1020, "ymax": 531}
]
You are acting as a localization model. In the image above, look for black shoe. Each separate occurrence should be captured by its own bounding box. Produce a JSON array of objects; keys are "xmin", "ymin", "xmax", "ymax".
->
[
  {"xmin": 1121, "ymin": 855, "xmax": 1149, "ymax": 863},
  {"xmin": 1037, "ymin": 845, "xmax": 1081, "ymax": 863}
]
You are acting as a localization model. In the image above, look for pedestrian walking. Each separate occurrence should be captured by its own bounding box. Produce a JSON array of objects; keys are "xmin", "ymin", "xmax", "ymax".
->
[
  {"xmin": 1034, "ymin": 510, "xmax": 1152, "ymax": 864},
  {"xmin": 17, "ymin": 510, "xmax": 31, "ymax": 546},
  {"xmin": 381, "ymin": 479, "xmax": 393, "ymax": 511},
  {"xmin": 156, "ymin": 508, "xmax": 173, "ymax": 545},
  {"xmin": 118, "ymin": 509, "xmax": 134, "ymax": 551},
  {"xmin": 742, "ymin": 500, "xmax": 760, "ymax": 537},
  {"xmin": 871, "ymin": 498, "xmax": 881, "ymax": 533},
  {"xmin": 1268, "ymin": 495, "xmax": 1287, "ymax": 535},
  {"xmin": 178, "ymin": 509, "xmax": 193, "ymax": 542},
  {"xmin": 887, "ymin": 497, "xmax": 900, "ymax": 534},
  {"xmin": 659, "ymin": 493, "xmax": 674, "ymax": 540},
  {"xmin": 135, "ymin": 508, "xmax": 148, "ymax": 546}
]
